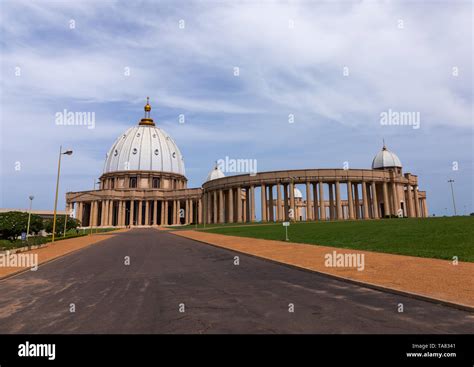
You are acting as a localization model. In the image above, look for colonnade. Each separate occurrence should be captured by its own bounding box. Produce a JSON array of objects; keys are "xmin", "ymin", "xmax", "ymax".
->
[
  {"xmin": 69, "ymin": 170, "xmax": 429, "ymax": 227},
  {"xmin": 202, "ymin": 180, "xmax": 428, "ymax": 224},
  {"xmin": 74, "ymin": 198, "xmax": 202, "ymax": 228}
]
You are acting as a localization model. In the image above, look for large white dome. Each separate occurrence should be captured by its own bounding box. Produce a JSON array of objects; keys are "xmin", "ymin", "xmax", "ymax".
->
[
  {"xmin": 103, "ymin": 98, "xmax": 185, "ymax": 176},
  {"xmin": 372, "ymin": 145, "xmax": 402, "ymax": 169}
]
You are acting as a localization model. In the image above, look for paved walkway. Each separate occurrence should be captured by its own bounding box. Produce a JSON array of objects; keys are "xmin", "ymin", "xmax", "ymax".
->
[
  {"xmin": 0, "ymin": 230, "xmax": 127, "ymax": 279},
  {"xmin": 174, "ymin": 230, "xmax": 474, "ymax": 310},
  {"xmin": 0, "ymin": 228, "xmax": 472, "ymax": 333}
]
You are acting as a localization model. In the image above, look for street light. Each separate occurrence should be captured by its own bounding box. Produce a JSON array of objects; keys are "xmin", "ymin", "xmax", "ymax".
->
[
  {"xmin": 448, "ymin": 179, "xmax": 457, "ymax": 216},
  {"xmin": 26, "ymin": 195, "xmax": 34, "ymax": 237},
  {"xmin": 52, "ymin": 146, "xmax": 73, "ymax": 243},
  {"xmin": 63, "ymin": 205, "xmax": 69, "ymax": 238}
]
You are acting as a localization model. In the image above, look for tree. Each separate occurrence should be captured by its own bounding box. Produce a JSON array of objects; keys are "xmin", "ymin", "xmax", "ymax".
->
[
  {"xmin": 44, "ymin": 216, "xmax": 81, "ymax": 236},
  {"xmin": 0, "ymin": 211, "xmax": 44, "ymax": 240},
  {"xmin": 28, "ymin": 214, "xmax": 44, "ymax": 235}
]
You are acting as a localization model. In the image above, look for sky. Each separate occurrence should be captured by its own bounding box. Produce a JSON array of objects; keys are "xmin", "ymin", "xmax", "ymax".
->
[{"xmin": 0, "ymin": 0, "xmax": 472, "ymax": 216}]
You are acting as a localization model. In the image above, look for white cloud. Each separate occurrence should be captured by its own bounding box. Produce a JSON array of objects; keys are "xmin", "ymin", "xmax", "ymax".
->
[{"xmin": 0, "ymin": 0, "xmax": 472, "ymax": 214}]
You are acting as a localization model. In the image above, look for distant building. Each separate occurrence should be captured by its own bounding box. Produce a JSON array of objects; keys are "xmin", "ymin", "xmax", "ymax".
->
[{"xmin": 0, "ymin": 208, "xmax": 72, "ymax": 220}]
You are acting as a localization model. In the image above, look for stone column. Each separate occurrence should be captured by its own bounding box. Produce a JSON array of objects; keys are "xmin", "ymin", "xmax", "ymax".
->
[
  {"xmin": 100, "ymin": 201, "xmax": 107, "ymax": 227},
  {"xmin": 198, "ymin": 198, "xmax": 203, "ymax": 224},
  {"xmin": 276, "ymin": 183, "xmax": 282, "ymax": 221},
  {"xmin": 354, "ymin": 182, "xmax": 362, "ymax": 219},
  {"xmin": 115, "ymin": 201, "xmax": 120, "ymax": 226},
  {"xmin": 353, "ymin": 183, "xmax": 360, "ymax": 219},
  {"xmin": 413, "ymin": 185, "xmax": 420, "ymax": 218},
  {"xmin": 92, "ymin": 201, "xmax": 98, "ymax": 227},
  {"xmin": 109, "ymin": 200, "xmax": 115, "ymax": 226},
  {"xmin": 213, "ymin": 191, "xmax": 218, "ymax": 224},
  {"xmin": 283, "ymin": 184, "xmax": 289, "ymax": 221},
  {"xmin": 172, "ymin": 200, "xmax": 176, "ymax": 225},
  {"xmin": 268, "ymin": 185, "xmax": 274, "ymax": 222},
  {"xmin": 312, "ymin": 182, "xmax": 319, "ymax": 221},
  {"xmin": 423, "ymin": 198, "xmax": 429, "ymax": 217},
  {"xmin": 121, "ymin": 201, "xmax": 126, "ymax": 226},
  {"xmin": 250, "ymin": 185, "xmax": 256, "ymax": 222},
  {"xmin": 144, "ymin": 201, "xmax": 150, "ymax": 226},
  {"xmin": 176, "ymin": 200, "xmax": 181, "ymax": 224},
  {"xmin": 362, "ymin": 182, "xmax": 369, "ymax": 219},
  {"xmin": 137, "ymin": 201, "xmax": 143, "ymax": 226},
  {"xmin": 306, "ymin": 182, "xmax": 312, "ymax": 221},
  {"xmin": 104, "ymin": 200, "xmax": 111, "ymax": 227},
  {"xmin": 236, "ymin": 188, "xmax": 242, "ymax": 223},
  {"xmin": 228, "ymin": 188, "xmax": 234, "ymax": 223},
  {"xmin": 319, "ymin": 182, "xmax": 326, "ymax": 220},
  {"xmin": 185, "ymin": 199, "xmax": 189, "ymax": 224},
  {"xmin": 152, "ymin": 200, "xmax": 157, "ymax": 225},
  {"xmin": 328, "ymin": 183, "xmax": 334, "ymax": 220},
  {"xmin": 77, "ymin": 202, "xmax": 83, "ymax": 226},
  {"xmin": 109, "ymin": 200, "xmax": 114, "ymax": 226},
  {"xmin": 130, "ymin": 200, "xmax": 135, "ymax": 226},
  {"xmin": 190, "ymin": 199, "xmax": 194, "ymax": 224},
  {"xmin": 406, "ymin": 185, "xmax": 413, "ymax": 218},
  {"xmin": 245, "ymin": 188, "xmax": 250, "ymax": 222},
  {"xmin": 261, "ymin": 184, "xmax": 267, "ymax": 222},
  {"xmin": 163, "ymin": 201, "xmax": 168, "ymax": 225},
  {"xmin": 392, "ymin": 182, "xmax": 399, "ymax": 216},
  {"xmin": 219, "ymin": 190, "xmax": 224, "ymax": 224},
  {"xmin": 347, "ymin": 181, "xmax": 354, "ymax": 220},
  {"xmin": 335, "ymin": 181, "xmax": 342, "ymax": 220},
  {"xmin": 289, "ymin": 182, "xmax": 295, "ymax": 221},
  {"xmin": 116, "ymin": 201, "xmax": 121, "ymax": 226},
  {"xmin": 371, "ymin": 182, "xmax": 379, "ymax": 219},
  {"xmin": 382, "ymin": 182, "xmax": 390, "ymax": 217}
]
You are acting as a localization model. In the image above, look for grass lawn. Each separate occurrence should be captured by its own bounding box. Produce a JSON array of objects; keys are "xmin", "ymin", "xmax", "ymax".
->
[{"xmin": 203, "ymin": 217, "xmax": 474, "ymax": 262}]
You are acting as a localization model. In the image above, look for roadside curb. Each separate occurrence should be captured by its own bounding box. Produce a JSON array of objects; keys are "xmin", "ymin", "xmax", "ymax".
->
[{"xmin": 171, "ymin": 231, "xmax": 474, "ymax": 313}]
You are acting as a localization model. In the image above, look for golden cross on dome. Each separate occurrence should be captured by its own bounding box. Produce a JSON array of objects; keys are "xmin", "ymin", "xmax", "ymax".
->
[
  {"xmin": 139, "ymin": 97, "xmax": 155, "ymax": 126},
  {"xmin": 144, "ymin": 96, "xmax": 151, "ymax": 114}
]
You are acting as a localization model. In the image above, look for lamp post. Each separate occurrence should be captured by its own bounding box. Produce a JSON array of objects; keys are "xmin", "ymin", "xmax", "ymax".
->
[
  {"xmin": 26, "ymin": 195, "xmax": 34, "ymax": 237},
  {"xmin": 63, "ymin": 205, "xmax": 69, "ymax": 238},
  {"xmin": 448, "ymin": 179, "xmax": 457, "ymax": 216},
  {"xmin": 52, "ymin": 146, "xmax": 73, "ymax": 243}
]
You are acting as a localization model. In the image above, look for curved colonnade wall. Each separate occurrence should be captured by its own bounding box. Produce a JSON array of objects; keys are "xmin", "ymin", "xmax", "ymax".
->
[{"xmin": 66, "ymin": 167, "xmax": 428, "ymax": 228}]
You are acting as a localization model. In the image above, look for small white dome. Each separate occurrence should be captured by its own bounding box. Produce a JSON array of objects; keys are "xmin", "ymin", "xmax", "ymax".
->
[
  {"xmin": 206, "ymin": 164, "xmax": 225, "ymax": 182},
  {"xmin": 294, "ymin": 187, "xmax": 303, "ymax": 199},
  {"xmin": 103, "ymin": 125, "xmax": 185, "ymax": 176},
  {"xmin": 372, "ymin": 145, "xmax": 402, "ymax": 169}
]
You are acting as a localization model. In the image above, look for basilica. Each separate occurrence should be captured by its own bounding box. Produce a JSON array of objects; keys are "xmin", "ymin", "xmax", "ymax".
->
[{"xmin": 66, "ymin": 99, "xmax": 429, "ymax": 227}]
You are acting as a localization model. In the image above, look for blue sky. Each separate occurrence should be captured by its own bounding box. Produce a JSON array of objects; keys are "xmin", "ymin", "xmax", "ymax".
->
[{"xmin": 0, "ymin": 0, "xmax": 472, "ymax": 216}]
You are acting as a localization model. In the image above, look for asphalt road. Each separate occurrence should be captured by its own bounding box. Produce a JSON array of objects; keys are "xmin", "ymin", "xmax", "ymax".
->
[{"xmin": 0, "ymin": 228, "xmax": 472, "ymax": 334}]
